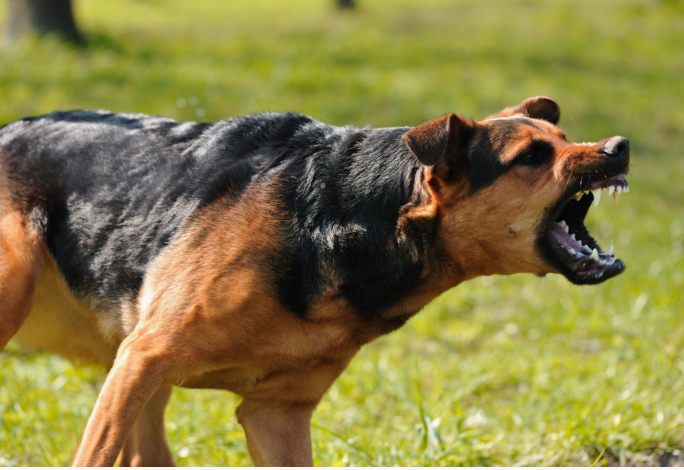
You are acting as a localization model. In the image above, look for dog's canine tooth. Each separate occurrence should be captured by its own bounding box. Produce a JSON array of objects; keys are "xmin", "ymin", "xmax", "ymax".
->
[
  {"xmin": 591, "ymin": 248, "xmax": 599, "ymax": 261},
  {"xmin": 592, "ymin": 189, "xmax": 602, "ymax": 206},
  {"xmin": 604, "ymin": 245, "xmax": 614, "ymax": 256},
  {"xmin": 613, "ymin": 190, "xmax": 620, "ymax": 202}
]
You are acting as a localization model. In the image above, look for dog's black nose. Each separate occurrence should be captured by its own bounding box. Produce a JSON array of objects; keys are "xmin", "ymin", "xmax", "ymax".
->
[{"xmin": 599, "ymin": 136, "xmax": 630, "ymax": 160}]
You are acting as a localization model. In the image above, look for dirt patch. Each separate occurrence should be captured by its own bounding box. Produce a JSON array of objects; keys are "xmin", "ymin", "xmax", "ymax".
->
[{"xmin": 602, "ymin": 449, "xmax": 684, "ymax": 467}]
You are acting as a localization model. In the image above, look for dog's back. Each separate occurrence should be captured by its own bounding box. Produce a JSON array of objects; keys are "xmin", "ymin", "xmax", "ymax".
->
[{"xmin": 0, "ymin": 111, "xmax": 316, "ymax": 306}]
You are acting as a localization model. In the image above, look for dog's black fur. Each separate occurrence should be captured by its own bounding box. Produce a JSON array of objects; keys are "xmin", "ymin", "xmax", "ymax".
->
[{"xmin": 0, "ymin": 110, "xmax": 441, "ymax": 321}]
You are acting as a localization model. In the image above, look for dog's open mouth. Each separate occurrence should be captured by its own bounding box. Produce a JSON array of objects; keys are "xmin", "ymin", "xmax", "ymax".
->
[{"xmin": 546, "ymin": 175, "xmax": 628, "ymax": 284}]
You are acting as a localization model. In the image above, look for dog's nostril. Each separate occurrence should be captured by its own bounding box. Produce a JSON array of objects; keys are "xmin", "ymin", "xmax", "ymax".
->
[{"xmin": 600, "ymin": 136, "xmax": 630, "ymax": 157}]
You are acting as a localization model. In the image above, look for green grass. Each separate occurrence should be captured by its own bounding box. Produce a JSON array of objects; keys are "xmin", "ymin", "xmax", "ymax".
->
[{"xmin": 1, "ymin": 0, "xmax": 683, "ymax": 465}]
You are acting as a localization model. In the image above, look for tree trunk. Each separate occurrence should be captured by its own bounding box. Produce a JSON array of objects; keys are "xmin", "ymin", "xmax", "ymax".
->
[
  {"xmin": 4, "ymin": 0, "xmax": 82, "ymax": 44},
  {"xmin": 336, "ymin": 0, "xmax": 355, "ymax": 9}
]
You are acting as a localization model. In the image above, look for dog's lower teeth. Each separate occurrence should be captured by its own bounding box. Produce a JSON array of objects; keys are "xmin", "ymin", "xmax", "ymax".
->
[
  {"xmin": 604, "ymin": 245, "xmax": 614, "ymax": 256},
  {"xmin": 591, "ymin": 248, "xmax": 599, "ymax": 261}
]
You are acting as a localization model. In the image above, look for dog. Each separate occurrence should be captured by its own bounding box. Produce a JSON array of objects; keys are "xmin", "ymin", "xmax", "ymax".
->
[{"xmin": 0, "ymin": 96, "xmax": 629, "ymax": 466}]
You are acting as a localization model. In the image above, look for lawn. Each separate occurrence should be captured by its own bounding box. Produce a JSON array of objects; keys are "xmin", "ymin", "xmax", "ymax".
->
[{"xmin": 1, "ymin": 0, "xmax": 683, "ymax": 465}]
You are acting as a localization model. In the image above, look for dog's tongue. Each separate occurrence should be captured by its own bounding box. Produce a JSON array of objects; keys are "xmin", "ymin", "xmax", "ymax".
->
[{"xmin": 550, "ymin": 223, "xmax": 587, "ymax": 254}]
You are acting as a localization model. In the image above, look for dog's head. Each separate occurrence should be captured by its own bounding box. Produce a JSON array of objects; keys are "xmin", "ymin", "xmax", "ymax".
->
[{"xmin": 403, "ymin": 96, "xmax": 630, "ymax": 285}]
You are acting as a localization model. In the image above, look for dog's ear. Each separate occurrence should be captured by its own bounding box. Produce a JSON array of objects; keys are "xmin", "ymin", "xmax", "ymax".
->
[
  {"xmin": 487, "ymin": 96, "xmax": 561, "ymax": 125},
  {"xmin": 402, "ymin": 113, "xmax": 471, "ymax": 166}
]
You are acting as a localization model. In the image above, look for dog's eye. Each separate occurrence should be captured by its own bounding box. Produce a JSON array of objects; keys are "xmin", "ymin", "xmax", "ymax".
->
[
  {"xmin": 515, "ymin": 144, "xmax": 553, "ymax": 166},
  {"xmin": 520, "ymin": 151, "xmax": 541, "ymax": 163}
]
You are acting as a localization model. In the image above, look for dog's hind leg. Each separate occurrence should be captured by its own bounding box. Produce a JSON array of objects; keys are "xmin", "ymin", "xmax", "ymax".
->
[
  {"xmin": 117, "ymin": 385, "xmax": 175, "ymax": 467},
  {"xmin": 0, "ymin": 210, "xmax": 43, "ymax": 350}
]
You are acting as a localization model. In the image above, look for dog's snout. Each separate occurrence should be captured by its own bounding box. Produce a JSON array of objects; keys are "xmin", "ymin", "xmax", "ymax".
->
[{"xmin": 599, "ymin": 136, "xmax": 630, "ymax": 160}]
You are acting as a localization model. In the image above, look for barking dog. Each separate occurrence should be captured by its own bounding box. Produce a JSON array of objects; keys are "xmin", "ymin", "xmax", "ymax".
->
[{"xmin": 0, "ymin": 97, "xmax": 629, "ymax": 466}]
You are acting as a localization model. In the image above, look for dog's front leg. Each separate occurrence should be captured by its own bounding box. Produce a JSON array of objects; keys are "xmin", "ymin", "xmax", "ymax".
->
[
  {"xmin": 117, "ymin": 385, "xmax": 175, "ymax": 467},
  {"xmin": 235, "ymin": 359, "xmax": 354, "ymax": 467},
  {"xmin": 72, "ymin": 333, "xmax": 177, "ymax": 466},
  {"xmin": 237, "ymin": 398, "xmax": 316, "ymax": 467}
]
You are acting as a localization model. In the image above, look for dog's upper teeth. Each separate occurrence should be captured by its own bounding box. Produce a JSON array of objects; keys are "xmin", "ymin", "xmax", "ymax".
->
[
  {"xmin": 607, "ymin": 185, "xmax": 615, "ymax": 196},
  {"xmin": 624, "ymin": 185, "xmax": 629, "ymax": 193},
  {"xmin": 591, "ymin": 248, "xmax": 599, "ymax": 261},
  {"xmin": 604, "ymin": 245, "xmax": 614, "ymax": 256},
  {"xmin": 592, "ymin": 189, "xmax": 602, "ymax": 206},
  {"xmin": 613, "ymin": 185, "xmax": 623, "ymax": 202},
  {"xmin": 572, "ymin": 192, "xmax": 583, "ymax": 201}
]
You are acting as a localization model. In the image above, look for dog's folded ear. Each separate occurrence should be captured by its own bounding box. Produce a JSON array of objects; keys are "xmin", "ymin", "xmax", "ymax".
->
[
  {"xmin": 402, "ymin": 113, "xmax": 471, "ymax": 166},
  {"xmin": 487, "ymin": 96, "xmax": 561, "ymax": 125}
]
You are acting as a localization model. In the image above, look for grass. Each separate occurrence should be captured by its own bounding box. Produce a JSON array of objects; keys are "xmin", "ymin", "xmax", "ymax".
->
[{"xmin": 0, "ymin": 0, "xmax": 683, "ymax": 465}]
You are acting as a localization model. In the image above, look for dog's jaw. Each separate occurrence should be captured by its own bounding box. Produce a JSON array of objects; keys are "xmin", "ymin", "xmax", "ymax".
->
[{"xmin": 539, "ymin": 175, "xmax": 629, "ymax": 285}]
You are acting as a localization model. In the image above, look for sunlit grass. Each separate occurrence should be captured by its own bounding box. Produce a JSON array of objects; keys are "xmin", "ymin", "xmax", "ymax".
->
[{"xmin": 0, "ymin": 0, "xmax": 683, "ymax": 465}]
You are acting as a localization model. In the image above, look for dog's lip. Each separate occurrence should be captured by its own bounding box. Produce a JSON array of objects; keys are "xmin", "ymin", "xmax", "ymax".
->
[
  {"xmin": 585, "ymin": 175, "xmax": 628, "ymax": 192},
  {"xmin": 541, "ymin": 173, "xmax": 628, "ymax": 284}
]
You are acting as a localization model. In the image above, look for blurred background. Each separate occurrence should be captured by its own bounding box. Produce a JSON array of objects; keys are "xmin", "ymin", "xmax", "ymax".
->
[{"xmin": 0, "ymin": 0, "xmax": 683, "ymax": 465}]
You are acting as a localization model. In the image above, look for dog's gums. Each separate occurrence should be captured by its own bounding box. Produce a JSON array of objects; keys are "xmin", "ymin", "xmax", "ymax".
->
[{"xmin": 546, "ymin": 175, "xmax": 628, "ymax": 284}]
